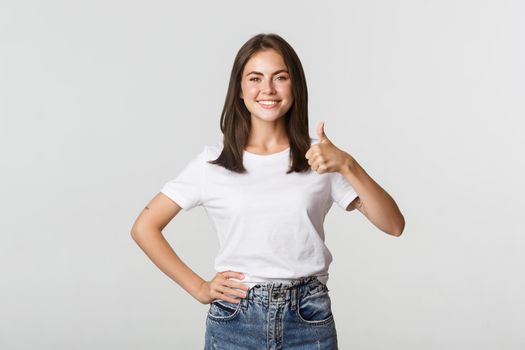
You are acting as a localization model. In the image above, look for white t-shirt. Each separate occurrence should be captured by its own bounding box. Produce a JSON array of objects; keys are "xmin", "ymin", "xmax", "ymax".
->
[{"xmin": 161, "ymin": 138, "xmax": 358, "ymax": 291}]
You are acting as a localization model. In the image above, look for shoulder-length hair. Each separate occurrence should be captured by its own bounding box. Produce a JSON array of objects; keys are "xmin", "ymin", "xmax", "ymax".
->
[{"xmin": 207, "ymin": 33, "xmax": 312, "ymax": 174}]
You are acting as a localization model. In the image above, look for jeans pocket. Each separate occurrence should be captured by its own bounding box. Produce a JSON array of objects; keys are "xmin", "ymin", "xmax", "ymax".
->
[
  {"xmin": 296, "ymin": 289, "xmax": 334, "ymax": 325},
  {"xmin": 207, "ymin": 300, "xmax": 242, "ymax": 322}
]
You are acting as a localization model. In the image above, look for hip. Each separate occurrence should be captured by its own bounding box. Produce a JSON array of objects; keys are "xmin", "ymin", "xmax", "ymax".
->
[{"xmin": 204, "ymin": 275, "xmax": 338, "ymax": 349}]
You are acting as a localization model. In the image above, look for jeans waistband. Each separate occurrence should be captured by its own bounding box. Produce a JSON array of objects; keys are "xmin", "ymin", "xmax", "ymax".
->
[
  {"xmin": 240, "ymin": 275, "xmax": 327, "ymax": 309},
  {"xmin": 250, "ymin": 275, "xmax": 319, "ymax": 289}
]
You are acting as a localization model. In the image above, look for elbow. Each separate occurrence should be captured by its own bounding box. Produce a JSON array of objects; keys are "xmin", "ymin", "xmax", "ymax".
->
[
  {"xmin": 131, "ymin": 224, "xmax": 162, "ymax": 242},
  {"xmin": 130, "ymin": 224, "xmax": 147, "ymax": 242},
  {"xmin": 130, "ymin": 219, "xmax": 151, "ymax": 241},
  {"xmin": 396, "ymin": 218, "xmax": 406, "ymax": 237},
  {"xmin": 390, "ymin": 215, "xmax": 405, "ymax": 237},
  {"xmin": 391, "ymin": 228, "xmax": 403, "ymax": 237},
  {"xmin": 130, "ymin": 228, "xmax": 140, "ymax": 241},
  {"xmin": 131, "ymin": 228, "xmax": 149, "ymax": 244},
  {"xmin": 130, "ymin": 222, "xmax": 140, "ymax": 240}
]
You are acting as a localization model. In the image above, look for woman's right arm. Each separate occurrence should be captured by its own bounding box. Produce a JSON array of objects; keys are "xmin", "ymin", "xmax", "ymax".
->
[{"xmin": 130, "ymin": 192, "xmax": 249, "ymax": 304}]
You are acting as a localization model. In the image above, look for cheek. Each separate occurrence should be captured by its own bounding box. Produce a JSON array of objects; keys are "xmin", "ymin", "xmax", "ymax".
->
[
  {"xmin": 243, "ymin": 86, "xmax": 259, "ymax": 99},
  {"xmin": 277, "ymin": 84, "xmax": 293, "ymax": 98}
]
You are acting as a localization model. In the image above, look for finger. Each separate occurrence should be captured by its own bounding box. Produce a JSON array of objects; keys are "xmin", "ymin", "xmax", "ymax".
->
[
  {"xmin": 230, "ymin": 280, "xmax": 250, "ymax": 292},
  {"xmin": 225, "ymin": 281, "xmax": 250, "ymax": 296},
  {"xmin": 214, "ymin": 287, "xmax": 243, "ymax": 303},
  {"xmin": 223, "ymin": 287, "xmax": 247, "ymax": 299},
  {"xmin": 217, "ymin": 285, "xmax": 246, "ymax": 301},
  {"xmin": 312, "ymin": 156, "xmax": 326, "ymax": 172},
  {"xmin": 220, "ymin": 294, "xmax": 242, "ymax": 304},
  {"xmin": 233, "ymin": 288, "xmax": 248, "ymax": 299},
  {"xmin": 309, "ymin": 153, "xmax": 322, "ymax": 166},
  {"xmin": 305, "ymin": 145, "xmax": 316, "ymax": 160},
  {"xmin": 222, "ymin": 280, "xmax": 249, "ymax": 297},
  {"xmin": 221, "ymin": 271, "xmax": 245, "ymax": 280}
]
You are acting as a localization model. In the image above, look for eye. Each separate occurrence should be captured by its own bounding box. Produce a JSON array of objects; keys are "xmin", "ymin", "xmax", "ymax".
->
[
  {"xmin": 249, "ymin": 77, "xmax": 260, "ymax": 82},
  {"xmin": 276, "ymin": 75, "xmax": 288, "ymax": 81}
]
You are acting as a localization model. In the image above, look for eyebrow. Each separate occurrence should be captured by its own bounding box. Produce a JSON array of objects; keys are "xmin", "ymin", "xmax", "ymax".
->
[{"xmin": 246, "ymin": 69, "xmax": 289, "ymax": 76}]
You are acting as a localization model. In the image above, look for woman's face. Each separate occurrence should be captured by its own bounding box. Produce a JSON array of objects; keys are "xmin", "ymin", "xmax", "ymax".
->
[{"xmin": 240, "ymin": 49, "xmax": 293, "ymax": 123}]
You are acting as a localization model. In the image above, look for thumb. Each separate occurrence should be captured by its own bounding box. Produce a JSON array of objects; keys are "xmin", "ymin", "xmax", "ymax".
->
[{"xmin": 317, "ymin": 121, "xmax": 328, "ymax": 143}]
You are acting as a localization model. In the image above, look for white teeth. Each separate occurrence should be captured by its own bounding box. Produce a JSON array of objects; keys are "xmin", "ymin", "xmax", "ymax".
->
[{"xmin": 259, "ymin": 101, "xmax": 278, "ymax": 105}]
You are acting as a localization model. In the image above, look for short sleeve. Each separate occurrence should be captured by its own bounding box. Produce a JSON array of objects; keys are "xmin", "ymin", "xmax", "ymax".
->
[
  {"xmin": 161, "ymin": 146, "xmax": 206, "ymax": 211},
  {"xmin": 330, "ymin": 171, "xmax": 358, "ymax": 210}
]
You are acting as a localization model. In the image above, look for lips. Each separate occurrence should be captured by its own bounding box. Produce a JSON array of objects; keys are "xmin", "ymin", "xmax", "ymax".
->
[{"xmin": 257, "ymin": 100, "xmax": 281, "ymax": 109}]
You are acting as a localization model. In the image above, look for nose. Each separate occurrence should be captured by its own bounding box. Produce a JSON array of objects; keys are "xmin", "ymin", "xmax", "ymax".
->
[{"xmin": 262, "ymin": 78, "xmax": 276, "ymax": 94}]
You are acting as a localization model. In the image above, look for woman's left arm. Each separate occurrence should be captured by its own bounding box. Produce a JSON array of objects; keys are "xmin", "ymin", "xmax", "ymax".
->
[
  {"xmin": 306, "ymin": 121, "xmax": 405, "ymax": 237},
  {"xmin": 340, "ymin": 157, "xmax": 405, "ymax": 237}
]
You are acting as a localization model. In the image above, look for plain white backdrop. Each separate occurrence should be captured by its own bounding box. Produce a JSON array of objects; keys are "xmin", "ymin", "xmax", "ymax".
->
[{"xmin": 1, "ymin": 0, "xmax": 524, "ymax": 349}]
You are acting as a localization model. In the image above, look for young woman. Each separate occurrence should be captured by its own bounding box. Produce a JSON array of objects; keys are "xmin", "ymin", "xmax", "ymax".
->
[{"xmin": 131, "ymin": 33, "xmax": 405, "ymax": 349}]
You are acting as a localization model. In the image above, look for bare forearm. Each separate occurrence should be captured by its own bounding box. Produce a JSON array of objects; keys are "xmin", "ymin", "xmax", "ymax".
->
[{"xmin": 131, "ymin": 229, "xmax": 205, "ymax": 300}]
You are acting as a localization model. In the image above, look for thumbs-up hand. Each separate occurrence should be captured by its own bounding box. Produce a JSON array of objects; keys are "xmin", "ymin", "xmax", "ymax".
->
[{"xmin": 305, "ymin": 121, "xmax": 354, "ymax": 174}]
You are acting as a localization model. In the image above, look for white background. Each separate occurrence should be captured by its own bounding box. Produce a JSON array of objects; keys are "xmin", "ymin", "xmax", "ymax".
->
[{"xmin": 1, "ymin": 0, "xmax": 524, "ymax": 349}]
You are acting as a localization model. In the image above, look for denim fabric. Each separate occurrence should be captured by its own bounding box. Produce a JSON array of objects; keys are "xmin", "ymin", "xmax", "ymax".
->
[{"xmin": 204, "ymin": 276, "xmax": 338, "ymax": 349}]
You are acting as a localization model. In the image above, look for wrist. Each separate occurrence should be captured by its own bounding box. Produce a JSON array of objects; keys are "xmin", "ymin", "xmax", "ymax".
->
[
  {"xmin": 194, "ymin": 280, "xmax": 209, "ymax": 304},
  {"xmin": 339, "ymin": 154, "xmax": 357, "ymax": 175}
]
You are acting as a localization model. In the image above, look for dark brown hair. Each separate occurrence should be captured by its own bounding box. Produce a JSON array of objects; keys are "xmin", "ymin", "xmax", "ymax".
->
[{"xmin": 207, "ymin": 33, "xmax": 312, "ymax": 174}]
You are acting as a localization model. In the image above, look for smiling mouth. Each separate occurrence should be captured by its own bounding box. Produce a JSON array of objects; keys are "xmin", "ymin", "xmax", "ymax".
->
[{"xmin": 257, "ymin": 100, "xmax": 281, "ymax": 109}]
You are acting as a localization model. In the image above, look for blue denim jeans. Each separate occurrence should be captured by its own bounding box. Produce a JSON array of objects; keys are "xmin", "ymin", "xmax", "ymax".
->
[{"xmin": 204, "ymin": 275, "xmax": 338, "ymax": 349}]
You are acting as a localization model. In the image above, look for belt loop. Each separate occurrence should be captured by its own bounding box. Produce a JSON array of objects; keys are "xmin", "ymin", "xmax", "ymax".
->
[
  {"xmin": 268, "ymin": 284, "xmax": 272, "ymax": 308},
  {"xmin": 291, "ymin": 287, "xmax": 297, "ymax": 311},
  {"xmin": 241, "ymin": 289, "xmax": 248, "ymax": 311}
]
